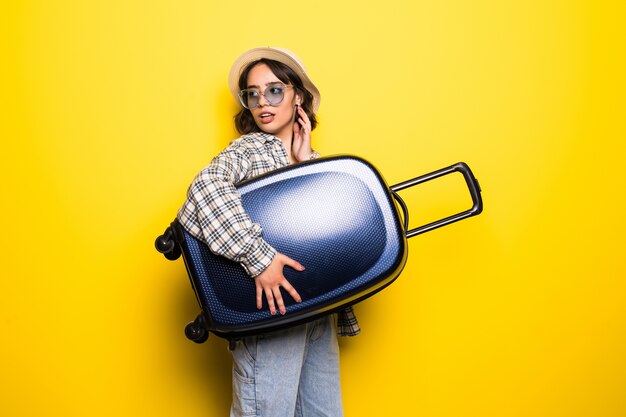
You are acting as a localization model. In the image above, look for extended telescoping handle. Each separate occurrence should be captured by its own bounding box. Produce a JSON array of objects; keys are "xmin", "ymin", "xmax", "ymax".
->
[{"xmin": 390, "ymin": 162, "xmax": 483, "ymax": 238}]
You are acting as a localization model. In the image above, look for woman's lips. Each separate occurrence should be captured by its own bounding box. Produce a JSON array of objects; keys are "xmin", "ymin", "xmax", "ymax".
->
[{"xmin": 258, "ymin": 112, "xmax": 275, "ymax": 124}]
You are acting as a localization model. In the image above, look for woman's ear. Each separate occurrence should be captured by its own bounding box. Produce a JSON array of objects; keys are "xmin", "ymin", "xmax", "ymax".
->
[{"xmin": 295, "ymin": 92, "xmax": 303, "ymax": 105}]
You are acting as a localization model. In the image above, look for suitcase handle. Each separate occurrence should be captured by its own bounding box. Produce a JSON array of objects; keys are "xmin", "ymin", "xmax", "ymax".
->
[{"xmin": 390, "ymin": 162, "xmax": 483, "ymax": 238}]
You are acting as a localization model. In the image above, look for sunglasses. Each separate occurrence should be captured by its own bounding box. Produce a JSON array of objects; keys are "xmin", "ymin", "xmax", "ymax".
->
[{"xmin": 238, "ymin": 83, "xmax": 294, "ymax": 109}]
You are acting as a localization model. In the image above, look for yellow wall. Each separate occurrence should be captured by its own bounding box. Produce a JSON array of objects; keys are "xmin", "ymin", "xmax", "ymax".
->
[{"xmin": 2, "ymin": 1, "xmax": 625, "ymax": 416}]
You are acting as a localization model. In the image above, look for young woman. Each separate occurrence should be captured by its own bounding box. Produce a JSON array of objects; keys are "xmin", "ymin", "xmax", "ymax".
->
[{"xmin": 177, "ymin": 47, "xmax": 359, "ymax": 417}]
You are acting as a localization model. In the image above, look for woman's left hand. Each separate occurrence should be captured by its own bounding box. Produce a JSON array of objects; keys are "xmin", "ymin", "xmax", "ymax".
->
[{"xmin": 291, "ymin": 105, "xmax": 313, "ymax": 162}]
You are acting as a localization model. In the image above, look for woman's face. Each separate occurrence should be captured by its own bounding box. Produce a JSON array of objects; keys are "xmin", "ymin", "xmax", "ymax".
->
[{"xmin": 245, "ymin": 63, "xmax": 299, "ymax": 141}]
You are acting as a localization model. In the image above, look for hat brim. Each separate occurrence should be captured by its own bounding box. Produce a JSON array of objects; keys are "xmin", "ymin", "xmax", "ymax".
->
[{"xmin": 228, "ymin": 47, "xmax": 321, "ymax": 114}]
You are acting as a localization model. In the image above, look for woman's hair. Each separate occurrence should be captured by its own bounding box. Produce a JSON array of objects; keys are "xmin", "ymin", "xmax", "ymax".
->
[{"xmin": 234, "ymin": 58, "xmax": 318, "ymax": 134}]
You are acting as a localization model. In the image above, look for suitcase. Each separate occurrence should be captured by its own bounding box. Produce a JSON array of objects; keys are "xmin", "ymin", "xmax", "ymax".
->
[{"xmin": 156, "ymin": 155, "xmax": 482, "ymax": 343}]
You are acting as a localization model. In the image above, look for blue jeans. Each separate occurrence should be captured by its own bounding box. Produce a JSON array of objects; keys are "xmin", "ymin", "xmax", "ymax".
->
[{"xmin": 229, "ymin": 315, "xmax": 343, "ymax": 417}]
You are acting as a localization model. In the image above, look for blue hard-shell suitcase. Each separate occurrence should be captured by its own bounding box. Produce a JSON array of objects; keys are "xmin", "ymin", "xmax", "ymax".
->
[{"xmin": 156, "ymin": 155, "xmax": 482, "ymax": 342}]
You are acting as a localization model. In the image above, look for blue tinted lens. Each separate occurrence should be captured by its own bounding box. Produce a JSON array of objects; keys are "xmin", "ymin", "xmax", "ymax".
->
[
  {"xmin": 239, "ymin": 89, "xmax": 260, "ymax": 108},
  {"xmin": 266, "ymin": 86, "xmax": 285, "ymax": 104}
]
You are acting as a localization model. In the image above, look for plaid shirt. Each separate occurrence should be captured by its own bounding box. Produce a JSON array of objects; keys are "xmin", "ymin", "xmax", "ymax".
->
[{"xmin": 178, "ymin": 132, "xmax": 359, "ymax": 336}]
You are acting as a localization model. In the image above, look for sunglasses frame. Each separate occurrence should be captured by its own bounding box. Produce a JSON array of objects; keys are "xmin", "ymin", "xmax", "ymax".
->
[{"xmin": 238, "ymin": 83, "xmax": 294, "ymax": 109}]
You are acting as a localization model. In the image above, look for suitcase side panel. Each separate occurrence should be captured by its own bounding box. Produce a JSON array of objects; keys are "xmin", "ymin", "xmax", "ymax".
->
[{"xmin": 178, "ymin": 156, "xmax": 407, "ymax": 337}]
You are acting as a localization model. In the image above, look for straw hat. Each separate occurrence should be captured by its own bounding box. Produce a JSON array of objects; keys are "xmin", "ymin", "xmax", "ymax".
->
[{"xmin": 228, "ymin": 47, "xmax": 321, "ymax": 113}]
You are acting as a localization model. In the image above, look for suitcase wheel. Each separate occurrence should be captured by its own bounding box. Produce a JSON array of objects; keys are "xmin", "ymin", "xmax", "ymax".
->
[
  {"xmin": 185, "ymin": 314, "xmax": 209, "ymax": 344},
  {"xmin": 155, "ymin": 227, "xmax": 182, "ymax": 261}
]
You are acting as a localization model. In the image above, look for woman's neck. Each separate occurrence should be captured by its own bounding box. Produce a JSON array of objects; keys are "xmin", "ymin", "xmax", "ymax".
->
[{"xmin": 280, "ymin": 136, "xmax": 297, "ymax": 164}]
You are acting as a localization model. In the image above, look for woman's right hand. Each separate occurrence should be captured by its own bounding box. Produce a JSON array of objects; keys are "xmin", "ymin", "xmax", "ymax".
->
[{"xmin": 254, "ymin": 253, "xmax": 304, "ymax": 315}]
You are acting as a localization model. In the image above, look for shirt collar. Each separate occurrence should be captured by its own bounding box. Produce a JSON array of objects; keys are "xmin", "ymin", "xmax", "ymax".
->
[{"xmin": 247, "ymin": 131, "xmax": 282, "ymax": 144}]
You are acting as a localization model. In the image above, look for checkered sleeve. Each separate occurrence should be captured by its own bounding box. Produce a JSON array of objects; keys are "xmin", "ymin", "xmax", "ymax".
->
[{"xmin": 180, "ymin": 145, "xmax": 276, "ymax": 277}]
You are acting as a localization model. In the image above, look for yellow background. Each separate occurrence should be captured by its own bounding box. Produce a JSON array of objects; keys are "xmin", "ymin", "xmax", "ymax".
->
[{"xmin": 2, "ymin": 0, "xmax": 625, "ymax": 416}]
